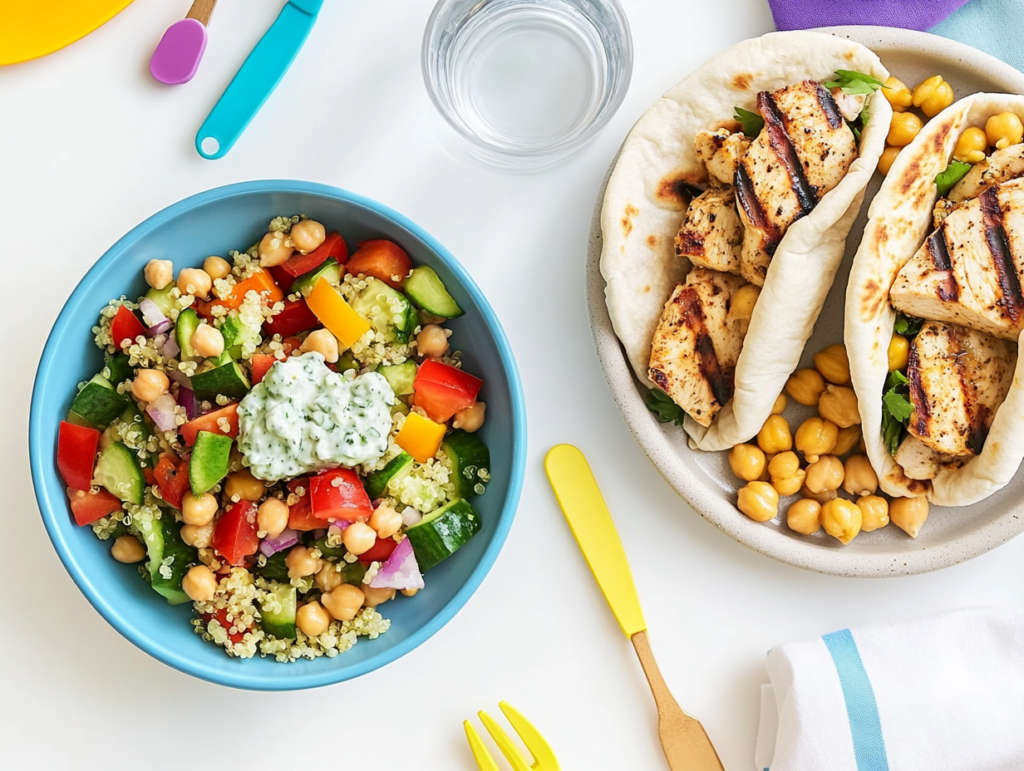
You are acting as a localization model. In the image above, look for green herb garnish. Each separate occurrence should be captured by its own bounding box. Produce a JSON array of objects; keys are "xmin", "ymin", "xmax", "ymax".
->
[
  {"xmin": 881, "ymin": 369, "xmax": 913, "ymax": 456},
  {"xmin": 645, "ymin": 388, "xmax": 686, "ymax": 426},
  {"xmin": 734, "ymin": 106, "xmax": 765, "ymax": 137},
  {"xmin": 823, "ymin": 70, "xmax": 885, "ymax": 96},
  {"xmin": 894, "ymin": 311, "xmax": 923, "ymax": 337},
  {"xmin": 935, "ymin": 160, "xmax": 972, "ymax": 197}
]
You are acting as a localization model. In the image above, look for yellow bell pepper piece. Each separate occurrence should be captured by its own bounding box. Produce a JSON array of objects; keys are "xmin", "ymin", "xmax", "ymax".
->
[
  {"xmin": 306, "ymin": 278, "xmax": 371, "ymax": 350},
  {"xmin": 395, "ymin": 412, "xmax": 447, "ymax": 463}
]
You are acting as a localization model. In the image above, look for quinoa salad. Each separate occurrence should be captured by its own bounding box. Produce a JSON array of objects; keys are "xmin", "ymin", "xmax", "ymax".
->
[{"xmin": 56, "ymin": 215, "xmax": 491, "ymax": 662}]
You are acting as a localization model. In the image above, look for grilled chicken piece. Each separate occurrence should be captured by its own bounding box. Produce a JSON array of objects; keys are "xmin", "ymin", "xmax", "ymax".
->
[
  {"xmin": 648, "ymin": 269, "xmax": 752, "ymax": 427},
  {"xmin": 890, "ymin": 177, "xmax": 1024, "ymax": 340},
  {"xmin": 695, "ymin": 129, "xmax": 751, "ymax": 187},
  {"xmin": 949, "ymin": 142, "xmax": 1024, "ymax": 202},
  {"xmin": 734, "ymin": 81, "xmax": 858, "ymax": 285},
  {"xmin": 905, "ymin": 321, "xmax": 1015, "ymax": 457},
  {"xmin": 675, "ymin": 186, "xmax": 743, "ymax": 274},
  {"xmin": 894, "ymin": 435, "xmax": 940, "ymax": 480},
  {"xmin": 933, "ymin": 198, "xmax": 959, "ymax": 229},
  {"xmin": 829, "ymin": 87, "xmax": 865, "ymax": 122}
]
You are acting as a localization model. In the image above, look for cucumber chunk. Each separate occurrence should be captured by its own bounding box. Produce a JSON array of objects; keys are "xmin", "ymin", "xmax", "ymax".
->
[
  {"xmin": 292, "ymin": 258, "xmax": 341, "ymax": 298},
  {"xmin": 350, "ymin": 278, "xmax": 414, "ymax": 344},
  {"xmin": 405, "ymin": 499, "xmax": 481, "ymax": 572},
  {"xmin": 70, "ymin": 374, "xmax": 128, "ymax": 428},
  {"xmin": 403, "ymin": 266, "xmax": 464, "ymax": 319},
  {"xmin": 364, "ymin": 452, "xmax": 414, "ymax": 500},
  {"xmin": 189, "ymin": 430, "xmax": 232, "ymax": 496},
  {"xmin": 190, "ymin": 360, "xmax": 250, "ymax": 401},
  {"xmin": 442, "ymin": 430, "xmax": 490, "ymax": 499},
  {"xmin": 94, "ymin": 441, "xmax": 145, "ymax": 504},
  {"xmin": 144, "ymin": 285, "xmax": 178, "ymax": 319},
  {"xmin": 260, "ymin": 584, "xmax": 297, "ymax": 639},
  {"xmin": 120, "ymin": 402, "xmax": 156, "ymax": 469},
  {"xmin": 104, "ymin": 352, "xmax": 134, "ymax": 388},
  {"xmin": 378, "ymin": 360, "xmax": 417, "ymax": 396},
  {"xmin": 255, "ymin": 551, "xmax": 289, "ymax": 583},
  {"xmin": 135, "ymin": 513, "xmax": 197, "ymax": 606},
  {"xmin": 176, "ymin": 308, "xmax": 201, "ymax": 361}
]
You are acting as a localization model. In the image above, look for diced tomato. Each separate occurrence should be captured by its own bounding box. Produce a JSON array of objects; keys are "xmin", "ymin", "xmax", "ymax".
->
[
  {"xmin": 359, "ymin": 536, "xmax": 397, "ymax": 566},
  {"xmin": 143, "ymin": 467, "xmax": 157, "ymax": 486},
  {"xmin": 263, "ymin": 297, "xmax": 321, "ymax": 337},
  {"xmin": 280, "ymin": 231, "xmax": 348, "ymax": 277},
  {"xmin": 282, "ymin": 336, "xmax": 303, "ymax": 356},
  {"xmin": 202, "ymin": 608, "xmax": 252, "ymax": 645},
  {"xmin": 309, "ymin": 469, "xmax": 373, "ymax": 522},
  {"xmin": 153, "ymin": 453, "xmax": 191, "ymax": 510},
  {"xmin": 181, "ymin": 403, "xmax": 239, "ymax": 446},
  {"xmin": 67, "ymin": 487, "xmax": 122, "ymax": 526},
  {"xmin": 250, "ymin": 354, "xmax": 277, "ymax": 385},
  {"xmin": 212, "ymin": 501, "xmax": 259, "ymax": 565},
  {"xmin": 413, "ymin": 360, "xmax": 483, "ymax": 422},
  {"xmin": 346, "ymin": 240, "xmax": 412, "ymax": 289},
  {"xmin": 268, "ymin": 266, "xmax": 294, "ymax": 294},
  {"xmin": 196, "ymin": 268, "xmax": 284, "ymax": 319},
  {"xmin": 286, "ymin": 479, "xmax": 320, "ymax": 531},
  {"xmin": 110, "ymin": 305, "xmax": 147, "ymax": 349},
  {"xmin": 57, "ymin": 421, "xmax": 100, "ymax": 491}
]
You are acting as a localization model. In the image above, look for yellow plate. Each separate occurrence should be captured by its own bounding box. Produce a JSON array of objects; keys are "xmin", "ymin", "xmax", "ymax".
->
[{"xmin": 0, "ymin": 0, "xmax": 135, "ymax": 66}]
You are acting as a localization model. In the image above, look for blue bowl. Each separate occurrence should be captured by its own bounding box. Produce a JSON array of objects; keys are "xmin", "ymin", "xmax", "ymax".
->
[{"xmin": 29, "ymin": 180, "xmax": 526, "ymax": 690}]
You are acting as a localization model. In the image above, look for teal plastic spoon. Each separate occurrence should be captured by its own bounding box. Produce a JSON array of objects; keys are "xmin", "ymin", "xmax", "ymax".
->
[{"xmin": 195, "ymin": 0, "xmax": 324, "ymax": 159}]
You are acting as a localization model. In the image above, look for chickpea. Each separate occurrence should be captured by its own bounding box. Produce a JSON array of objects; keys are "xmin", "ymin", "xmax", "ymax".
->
[
  {"xmin": 794, "ymin": 416, "xmax": 839, "ymax": 463},
  {"xmin": 878, "ymin": 146, "xmax": 901, "ymax": 176},
  {"xmin": 833, "ymin": 425, "xmax": 862, "ymax": 457},
  {"xmin": 786, "ymin": 368, "xmax": 826, "ymax": 406},
  {"xmin": 801, "ymin": 485, "xmax": 837, "ymax": 505},
  {"xmin": 369, "ymin": 505, "xmax": 403, "ymax": 539},
  {"xmin": 804, "ymin": 455, "xmax": 844, "ymax": 494},
  {"xmin": 363, "ymin": 585, "xmax": 397, "ymax": 607},
  {"xmin": 315, "ymin": 563, "xmax": 344, "ymax": 593},
  {"xmin": 821, "ymin": 499, "xmax": 862, "ymax": 545},
  {"xmin": 729, "ymin": 284, "xmax": 761, "ymax": 320},
  {"xmin": 819, "ymin": 385, "xmax": 861, "ymax": 428},
  {"xmin": 757, "ymin": 414, "xmax": 792, "ymax": 455},
  {"xmin": 285, "ymin": 545, "xmax": 320, "ymax": 579},
  {"xmin": 768, "ymin": 451, "xmax": 806, "ymax": 495},
  {"xmin": 257, "ymin": 498, "xmax": 290, "ymax": 540},
  {"xmin": 144, "ymin": 259, "xmax": 174, "ymax": 290},
  {"xmin": 203, "ymin": 256, "xmax": 232, "ymax": 281},
  {"xmin": 111, "ymin": 534, "xmax": 146, "ymax": 563},
  {"xmin": 177, "ymin": 267, "xmax": 212, "ymax": 299},
  {"xmin": 888, "ymin": 333, "xmax": 909, "ymax": 372},
  {"xmin": 857, "ymin": 495, "xmax": 890, "ymax": 532},
  {"xmin": 890, "ymin": 496, "xmax": 930, "ymax": 538},
  {"xmin": 131, "ymin": 369, "xmax": 169, "ymax": 403},
  {"xmin": 912, "ymin": 75, "xmax": 953, "ymax": 117},
  {"xmin": 401, "ymin": 588, "xmax": 419, "ymax": 598},
  {"xmin": 180, "ymin": 522, "xmax": 214, "ymax": 549},
  {"xmin": 737, "ymin": 481, "xmax": 779, "ymax": 523},
  {"xmin": 258, "ymin": 231, "xmax": 295, "ymax": 268},
  {"xmin": 771, "ymin": 394, "xmax": 787, "ymax": 415},
  {"xmin": 843, "ymin": 455, "xmax": 878, "ymax": 497},
  {"xmin": 182, "ymin": 491, "xmax": 218, "ymax": 526},
  {"xmin": 887, "ymin": 111, "xmax": 923, "ymax": 148},
  {"xmin": 290, "ymin": 219, "xmax": 327, "ymax": 253},
  {"xmin": 343, "ymin": 521, "xmax": 377, "ymax": 556},
  {"xmin": 224, "ymin": 469, "xmax": 265, "ymax": 502},
  {"xmin": 453, "ymin": 402, "xmax": 487, "ymax": 433},
  {"xmin": 182, "ymin": 565, "xmax": 218, "ymax": 602},
  {"xmin": 953, "ymin": 127, "xmax": 988, "ymax": 163},
  {"xmin": 300, "ymin": 329, "xmax": 339, "ymax": 363},
  {"xmin": 985, "ymin": 112, "xmax": 1024, "ymax": 150},
  {"xmin": 296, "ymin": 601, "xmax": 331, "ymax": 637},
  {"xmin": 787, "ymin": 499, "xmax": 822, "ymax": 536},
  {"xmin": 813, "ymin": 344, "xmax": 850, "ymax": 385},
  {"xmin": 190, "ymin": 323, "xmax": 225, "ymax": 359},
  {"xmin": 416, "ymin": 324, "xmax": 449, "ymax": 358},
  {"xmin": 882, "ymin": 76, "xmax": 913, "ymax": 111},
  {"xmin": 728, "ymin": 443, "xmax": 766, "ymax": 482},
  {"xmin": 322, "ymin": 584, "xmax": 365, "ymax": 621},
  {"xmin": 771, "ymin": 469, "xmax": 806, "ymax": 497}
]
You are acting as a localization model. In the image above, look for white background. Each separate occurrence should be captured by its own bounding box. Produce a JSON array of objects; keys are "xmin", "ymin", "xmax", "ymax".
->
[{"xmin": 2, "ymin": 1, "xmax": 1023, "ymax": 769}]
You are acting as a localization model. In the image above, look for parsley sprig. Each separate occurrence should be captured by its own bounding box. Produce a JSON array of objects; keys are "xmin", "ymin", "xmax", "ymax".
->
[
  {"xmin": 935, "ymin": 161, "xmax": 972, "ymax": 197},
  {"xmin": 881, "ymin": 369, "xmax": 913, "ymax": 457},
  {"xmin": 645, "ymin": 388, "xmax": 686, "ymax": 426},
  {"xmin": 733, "ymin": 106, "xmax": 765, "ymax": 137},
  {"xmin": 894, "ymin": 311, "xmax": 923, "ymax": 337},
  {"xmin": 823, "ymin": 70, "xmax": 885, "ymax": 96}
]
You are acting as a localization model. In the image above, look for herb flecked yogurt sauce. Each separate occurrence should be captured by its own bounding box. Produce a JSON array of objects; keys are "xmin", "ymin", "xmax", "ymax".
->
[{"xmin": 237, "ymin": 352, "xmax": 395, "ymax": 482}]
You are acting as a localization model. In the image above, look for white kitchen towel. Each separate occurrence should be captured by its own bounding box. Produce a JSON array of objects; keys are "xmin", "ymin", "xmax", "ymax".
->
[{"xmin": 755, "ymin": 608, "xmax": 1024, "ymax": 771}]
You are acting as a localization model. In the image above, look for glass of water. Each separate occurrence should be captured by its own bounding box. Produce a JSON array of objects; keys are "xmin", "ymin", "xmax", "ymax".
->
[{"xmin": 422, "ymin": 0, "xmax": 632, "ymax": 170}]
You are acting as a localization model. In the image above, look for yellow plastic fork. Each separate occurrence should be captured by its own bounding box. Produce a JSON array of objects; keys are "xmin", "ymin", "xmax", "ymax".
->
[{"xmin": 464, "ymin": 702, "xmax": 560, "ymax": 771}]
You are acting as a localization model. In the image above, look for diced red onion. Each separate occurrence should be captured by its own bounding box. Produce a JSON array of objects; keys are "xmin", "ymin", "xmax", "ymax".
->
[
  {"xmin": 146, "ymin": 319, "xmax": 172, "ymax": 337},
  {"xmin": 177, "ymin": 386, "xmax": 197, "ymax": 421},
  {"xmin": 401, "ymin": 507, "xmax": 422, "ymax": 527},
  {"xmin": 162, "ymin": 336, "xmax": 180, "ymax": 360},
  {"xmin": 369, "ymin": 537, "xmax": 424, "ymax": 590},
  {"xmin": 168, "ymin": 369, "xmax": 191, "ymax": 389},
  {"xmin": 139, "ymin": 298, "xmax": 168, "ymax": 327},
  {"xmin": 260, "ymin": 528, "xmax": 300, "ymax": 557},
  {"xmin": 328, "ymin": 522, "xmax": 350, "ymax": 536},
  {"xmin": 147, "ymin": 393, "xmax": 178, "ymax": 432}
]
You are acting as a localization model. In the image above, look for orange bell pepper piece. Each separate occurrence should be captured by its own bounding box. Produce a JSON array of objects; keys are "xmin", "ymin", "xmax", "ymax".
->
[
  {"xmin": 395, "ymin": 412, "xmax": 447, "ymax": 463},
  {"xmin": 305, "ymin": 277, "xmax": 371, "ymax": 350},
  {"xmin": 197, "ymin": 268, "xmax": 284, "ymax": 318}
]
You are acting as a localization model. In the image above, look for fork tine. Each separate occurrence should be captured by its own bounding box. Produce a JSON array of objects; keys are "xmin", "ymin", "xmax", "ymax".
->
[
  {"xmin": 465, "ymin": 721, "xmax": 501, "ymax": 771},
  {"xmin": 478, "ymin": 709, "xmax": 533, "ymax": 771},
  {"xmin": 498, "ymin": 702, "xmax": 560, "ymax": 771}
]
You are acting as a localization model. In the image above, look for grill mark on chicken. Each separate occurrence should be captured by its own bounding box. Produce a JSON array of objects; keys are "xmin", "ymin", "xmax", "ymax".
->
[
  {"xmin": 734, "ymin": 163, "xmax": 778, "ymax": 250},
  {"xmin": 677, "ymin": 287, "xmax": 732, "ymax": 408},
  {"xmin": 966, "ymin": 404, "xmax": 991, "ymax": 455},
  {"xmin": 812, "ymin": 82, "xmax": 844, "ymax": 130},
  {"xmin": 758, "ymin": 90, "xmax": 818, "ymax": 217},
  {"xmin": 925, "ymin": 230, "xmax": 959, "ymax": 301},
  {"xmin": 676, "ymin": 232, "xmax": 705, "ymax": 256},
  {"xmin": 979, "ymin": 185, "xmax": 1024, "ymax": 322},
  {"xmin": 906, "ymin": 339, "xmax": 931, "ymax": 437}
]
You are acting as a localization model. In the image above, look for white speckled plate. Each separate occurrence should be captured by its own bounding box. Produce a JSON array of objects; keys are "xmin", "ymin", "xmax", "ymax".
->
[{"xmin": 588, "ymin": 26, "xmax": 1024, "ymax": 577}]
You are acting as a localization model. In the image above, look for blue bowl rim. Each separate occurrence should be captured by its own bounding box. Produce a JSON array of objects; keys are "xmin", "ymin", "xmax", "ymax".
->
[{"xmin": 28, "ymin": 180, "xmax": 527, "ymax": 691}]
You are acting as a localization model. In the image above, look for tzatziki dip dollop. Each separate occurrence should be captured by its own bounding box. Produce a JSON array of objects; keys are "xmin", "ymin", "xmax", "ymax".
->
[{"xmin": 237, "ymin": 352, "xmax": 395, "ymax": 482}]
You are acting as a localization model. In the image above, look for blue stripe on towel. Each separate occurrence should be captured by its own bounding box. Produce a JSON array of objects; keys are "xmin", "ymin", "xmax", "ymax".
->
[{"xmin": 822, "ymin": 630, "xmax": 890, "ymax": 771}]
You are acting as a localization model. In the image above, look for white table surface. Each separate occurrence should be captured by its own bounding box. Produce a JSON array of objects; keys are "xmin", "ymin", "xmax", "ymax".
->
[{"xmin": 3, "ymin": 1, "xmax": 1023, "ymax": 768}]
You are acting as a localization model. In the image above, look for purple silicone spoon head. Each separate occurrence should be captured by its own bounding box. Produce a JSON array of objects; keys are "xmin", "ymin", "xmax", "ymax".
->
[{"xmin": 150, "ymin": 18, "xmax": 208, "ymax": 85}]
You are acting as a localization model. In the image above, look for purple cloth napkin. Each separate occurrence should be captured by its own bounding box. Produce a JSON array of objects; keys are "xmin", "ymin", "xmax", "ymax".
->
[{"xmin": 768, "ymin": 0, "xmax": 971, "ymax": 31}]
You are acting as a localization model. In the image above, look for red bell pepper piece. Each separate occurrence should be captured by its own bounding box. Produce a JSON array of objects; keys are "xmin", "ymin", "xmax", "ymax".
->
[
  {"xmin": 250, "ymin": 354, "xmax": 277, "ymax": 385},
  {"xmin": 268, "ymin": 266, "xmax": 294, "ymax": 294},
  {"xmin": 359, "ymin": 535, "xmax": 397, "ymax": 566},
  {"xmin": 110, "ymin": 305, "xmax": 147, "ymax": 349},
  {"xmin": 263, "ymin": 297, "xmax": 321, "ymax": 338},
  {"xmin": 67, "ymin": 487, "xmax": 123, "ymax": 526},
  {"xmin": 280, "ymin": 231, "xmax": 348, "ymax": 277},
  {"xmin": 180, "ymin": 404, "xmax": 239, "ymax": 446},
  {"xmin": 346, "ymin": 240, "xmax": 412, "ymax": 289},
  {"xmin": 57, "ymin": 421, "xmax": 100, "ymax": 491},
  {"xmin": 413, "ymin": 360, "xmax": 483, "ymax": 422},
  {"xmin": 286, "ymin": 479, "xmax": 321, "ymax": 531},
  {"xmin": 202, "ymin": 608, "xmax": 252, "ymax": 644},
  {"xmin": 153, "ymin": 453, "xmax": 191, "ymax": 510},
  {"xmin": 212, "ymin": 501, "xmax": 259, "ymax": 565},
  {"xmin": 309, "ymin": 468, "xmax": 373, "ymax": 522}
]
